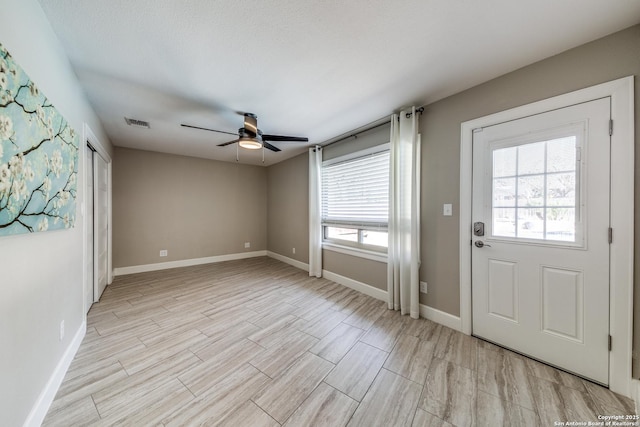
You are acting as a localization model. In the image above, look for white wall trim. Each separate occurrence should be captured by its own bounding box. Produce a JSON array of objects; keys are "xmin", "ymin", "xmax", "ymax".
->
[
  {"xmin": 83, "ymin": 123, "xmax": 110, "ymax": 163},
  {"xmin": 114, "ymin": 250, "xmax": 268, "ymax": 276},
  {"xmin": 322, "ymin": 270, "xmax": 388, "ymax": 301},
  {"xmin": 321, "ymin": 269, "xmax": 463, "ymax": 332},
  {"xmin": 23, "ymin": 321, "xmax": 86, "ymax": 427},
  {"xmin": 632, "ymin": 379, "xmax": 640, "ymax": 415},
  {"xmin": 459, "ymin": 76, "xmax": 634, "ymax": 397},
  {"xmin": 82, "ymin": 144, "xmax": 91, "ymax": 315},
  {"xmin": 419, "ymin": 305, "xmax": 463, "ymax": 332},
  {"xmin": 266, "ymin": 251, "xmax": 309, "ymax": 271},
  {"xmin": 322, "ymin": 142, "xmax": 391, "ymax": 166},
  {"xmin": 322, "ymin": 243, "xmax": 388, "ymax": 263}
]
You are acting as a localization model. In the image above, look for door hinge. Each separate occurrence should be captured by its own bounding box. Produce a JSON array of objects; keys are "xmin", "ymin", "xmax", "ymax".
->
[
  {"xmin": 609, "ymin": 334, "xmax": 612, "ymax": 351},
  {"xmin": 609, "ymin": 119, "xmax": 613, "ymax": 136},
  {"xmin": 608, "ymin": 227, "xmax": 613, "ymax": 244}
]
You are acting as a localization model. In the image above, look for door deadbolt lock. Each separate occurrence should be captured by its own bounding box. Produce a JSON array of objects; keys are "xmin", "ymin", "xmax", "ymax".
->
[{"xmin": 473, "ymin": 222, "xmax": 485, "ymax": 236}]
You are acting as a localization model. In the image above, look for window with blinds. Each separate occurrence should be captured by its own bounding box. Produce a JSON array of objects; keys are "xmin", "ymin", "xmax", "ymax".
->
[{"xmin": 321, "ymin": 147, "xmax": 390, "ymax": 250}]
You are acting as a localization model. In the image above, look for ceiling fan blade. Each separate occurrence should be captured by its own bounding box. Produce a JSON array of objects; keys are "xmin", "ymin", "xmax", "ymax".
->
[
  {"xmin": 262, "ymin": 134, "xmax": 309, "ymax": 142},
  {"xmin": 263, "ymin": 141, "xmax": 281, "ymax": 152},
  {"xmin": 181, "ymin": 123, "xmax": 238, "ymax": 136},
  {"xmin": 217, "ymin": 139, "xmax": 239, "ymax": 147}
]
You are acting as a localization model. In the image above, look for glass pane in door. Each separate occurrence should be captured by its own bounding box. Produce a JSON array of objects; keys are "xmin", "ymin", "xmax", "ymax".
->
[{"xmin": 491, "ymin": 136, "xmax": 578, "ymax": 243}]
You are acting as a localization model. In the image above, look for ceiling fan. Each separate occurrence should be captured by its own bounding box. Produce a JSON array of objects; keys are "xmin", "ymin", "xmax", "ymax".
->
[{"xmin": 181, "ymin": 113, "xmax": 308, "ymax": 152}]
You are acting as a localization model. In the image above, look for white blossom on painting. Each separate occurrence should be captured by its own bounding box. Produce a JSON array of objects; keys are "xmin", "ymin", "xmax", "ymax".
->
[{"xmin": 0, "ymin": 42, "xmax": 79, "ymax": 235}]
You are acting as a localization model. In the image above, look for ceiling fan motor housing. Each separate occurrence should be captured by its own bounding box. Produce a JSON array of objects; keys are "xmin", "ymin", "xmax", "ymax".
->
[
  {"xmin": 239, "ymin": 127, "xmax": 262, "ymax": 142},
  {"xmin": 243, "ymin": 113, "xmax": 259, "ymax": 135}
]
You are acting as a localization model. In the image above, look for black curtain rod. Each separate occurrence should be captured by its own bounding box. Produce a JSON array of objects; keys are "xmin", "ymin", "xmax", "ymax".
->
[
  {"xmin": 320, "ymin": 120, "xmax": 391, "ymax": 149},
  {"xmin": 406, "ymin": 106, "xmax": 425, "ymax": 118},
  {"xmin": 320, "ymin": 106, "xmax": 425, "ymax": 149}
]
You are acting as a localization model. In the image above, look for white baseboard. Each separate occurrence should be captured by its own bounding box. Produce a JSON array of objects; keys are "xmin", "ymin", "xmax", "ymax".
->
[
  {"xmin": 322, "ymin": 270, "xmax": 388, "ymax": 302},
  {"xmin": 24, "ymin": 321, "xmax": 86, "ymax": 427},
  {"xmin": 632, "ymin": 379, "xmax": 640, "ymax": 414},
  {"xmin": 306, "ymin": 266, "xmax": 464, "ymax": 332},
  {"xmin": 114, "ymin": 250, "xmax": 268, "ymax": 276},
  {"xmin": 419, "ymin": 304, "xmax": 463, "ymax": 332},
  {"xmin": 266, "ymin": 251, "xmax": 309, "ymax": 272}
]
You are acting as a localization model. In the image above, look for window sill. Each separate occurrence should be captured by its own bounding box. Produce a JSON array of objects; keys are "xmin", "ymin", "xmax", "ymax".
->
[{"xmin": 322, "ymin": 242, "xmax": 388, "ymax": 263}]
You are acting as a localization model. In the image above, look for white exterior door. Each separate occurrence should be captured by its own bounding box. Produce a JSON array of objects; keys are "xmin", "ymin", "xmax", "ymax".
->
[
  {"xmin": 94, "ymin": 152, "xmax": 108, "ymax": 302},
  {"xmin": 471, "ymin": 98, "xmax": 611, "ymax": 384}
]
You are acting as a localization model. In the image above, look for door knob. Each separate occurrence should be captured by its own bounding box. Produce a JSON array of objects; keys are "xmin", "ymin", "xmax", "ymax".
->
[{"xmin": 474, "ymin": 240, "xmax": 491, "ymax": 248}]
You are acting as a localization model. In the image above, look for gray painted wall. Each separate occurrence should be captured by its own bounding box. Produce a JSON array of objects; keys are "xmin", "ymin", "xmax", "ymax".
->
[
  {"xmin": 0, "ymin": 1, "xmax": 113, "ymax": 425},
  {"xmin": 266, "ymin": 152, "xmax": 310, "ymax": 264},
  {"xmin": 323, "ymin": 250, "xmax": 387, "ymax": 290},
  {"xmin": 323, "ymin": 123, "xmax": 391, "ymax": 161},
  {"xmin": 113, "ymin": 147, "xmax": 267, "ymax": 268},
  {"xmin": 421, "ymin": 25, "xmax": 640, "ymax": 317},
  {"xmin": 266, "ymin": 24, "xmax": 640, "ymax": 373}
]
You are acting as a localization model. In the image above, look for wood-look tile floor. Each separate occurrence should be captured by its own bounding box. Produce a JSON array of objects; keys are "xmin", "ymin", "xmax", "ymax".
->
[{"xmin": 43, "ymin": 257, "xmax": 635, "ymax": 427}]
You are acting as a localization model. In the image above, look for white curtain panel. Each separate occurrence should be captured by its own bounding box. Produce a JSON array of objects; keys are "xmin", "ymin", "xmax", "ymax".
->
[
  {"xmin": 387, "ymin": 107, "xmax": 421, "ymax": 318},
  {"xmin": 308, "ymin": 146, "xmax": 323, "ymax": 277}
]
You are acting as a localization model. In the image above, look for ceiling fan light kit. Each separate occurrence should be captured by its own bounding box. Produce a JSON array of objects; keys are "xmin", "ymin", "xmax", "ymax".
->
[{"xmin": 238, "ymin": 137, "xmax": 262, "ymax": 150}]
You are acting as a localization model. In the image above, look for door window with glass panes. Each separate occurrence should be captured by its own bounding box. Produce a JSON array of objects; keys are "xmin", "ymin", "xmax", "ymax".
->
[{"xmin": 490, "ymin": 131, "xmax": 583, "ymax": 246}]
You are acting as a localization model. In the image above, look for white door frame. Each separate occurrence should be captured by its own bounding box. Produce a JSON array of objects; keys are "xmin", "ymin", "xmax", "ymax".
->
[
  {"xmin": 459, "ymin": 76, "xmax": 634, "ymax": 396},
  {"xmin": 84, "ymin": 144, "xmax": 94, "ymax": 313},
  {"xmin": 82, "ymin": 123, "xmax": 112, "ymax": 314}
]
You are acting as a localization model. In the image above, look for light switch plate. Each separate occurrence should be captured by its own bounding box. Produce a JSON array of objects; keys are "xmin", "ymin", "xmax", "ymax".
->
[
  {"xmin": 420, "ymin": 281, "xmax": 428, "ymax": 293},
  {"xmin": 443, "ymin": 204, "xmax": 453, "ymax": 216}
]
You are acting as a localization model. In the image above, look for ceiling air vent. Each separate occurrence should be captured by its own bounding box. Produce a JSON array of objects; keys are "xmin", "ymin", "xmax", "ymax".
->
[{"xmin": 124, "ymin": 117, "xmax": 150, "ymax": 128}]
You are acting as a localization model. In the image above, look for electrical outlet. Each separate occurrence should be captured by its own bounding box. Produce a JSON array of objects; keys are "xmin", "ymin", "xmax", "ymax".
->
[
  {"xmin": 292, "ymin": 247, "xmax": 296, "ymax": 254},
  {"xmin": 59, "ymin": 320, "xmax": 65, "ymax": 341},
  {"xmin": 244, "ymin": 242, "xmax": 251, "ymax": 248},
  {"xmin": 420, "ymin": 281, "xmax": 428, "ymax": 293},
  {"xmin": 159, "ymin": 250, "xmax": 168, "ymax": 257}
]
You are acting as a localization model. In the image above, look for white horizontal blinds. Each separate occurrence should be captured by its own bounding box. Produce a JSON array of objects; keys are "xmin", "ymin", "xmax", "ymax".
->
[{"xmin": 322, "ymin": 150, "xmax": 390, "ymax": 229}]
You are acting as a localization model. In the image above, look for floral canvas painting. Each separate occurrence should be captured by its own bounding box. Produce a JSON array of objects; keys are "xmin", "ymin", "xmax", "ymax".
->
[{"xmin": 0, "ymin": 42, "xmax": 78, "ymax": 236}]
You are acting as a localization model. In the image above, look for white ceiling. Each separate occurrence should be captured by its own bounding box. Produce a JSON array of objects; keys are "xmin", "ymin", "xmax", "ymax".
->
[{"xmin": 38, "ymin": 0, "xmax": 640, "ymax": 166}]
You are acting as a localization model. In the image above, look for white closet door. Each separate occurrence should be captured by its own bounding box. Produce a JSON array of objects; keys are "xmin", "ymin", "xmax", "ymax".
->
[
  {"xmin": 85, "ymin": 146, "xmax": 94, "ymax": 313},
  {"xmin": 94, "ymin": 153, "xmax": 108, "ymax": 301}
]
